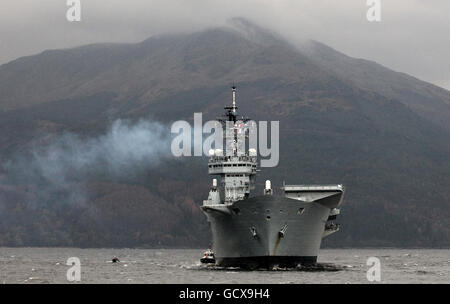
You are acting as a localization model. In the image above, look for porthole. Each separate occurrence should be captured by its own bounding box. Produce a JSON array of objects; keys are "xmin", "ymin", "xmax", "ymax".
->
[
  {"xmin": 266, "ymin": 215, "xmax": 271, "ymax": 221},
  {"xmin": 297, "ymin": 208, "xmax": 305, "ymax": 215}
]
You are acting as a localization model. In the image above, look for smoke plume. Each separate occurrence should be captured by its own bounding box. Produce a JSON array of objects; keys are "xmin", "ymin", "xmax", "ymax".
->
[{"xmin": 1, "ymin": 118, "xmax": 171, "ymax": 207}]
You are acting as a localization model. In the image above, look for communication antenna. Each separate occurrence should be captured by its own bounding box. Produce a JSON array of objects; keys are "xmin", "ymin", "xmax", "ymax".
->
[{"xmin": 231, "ymin": 84, "xmax": 237, "ymax": 114}]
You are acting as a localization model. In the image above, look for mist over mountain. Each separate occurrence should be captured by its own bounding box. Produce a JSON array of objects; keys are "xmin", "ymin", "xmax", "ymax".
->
[{"xmin": 0, "ymin": 18, "xmax": 449, "ymax": 248}]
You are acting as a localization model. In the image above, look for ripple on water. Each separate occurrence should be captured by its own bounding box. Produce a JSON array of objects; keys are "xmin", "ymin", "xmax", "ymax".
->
[{"xmin": 190, "ymin": 263, "xmax": 345, "ymax": 272}]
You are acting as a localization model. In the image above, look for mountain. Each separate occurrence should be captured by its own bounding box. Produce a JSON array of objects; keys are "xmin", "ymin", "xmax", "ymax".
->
[
  {"xmin": 300, "ymin": 40, "xmax": 450, "ymax": 131},
  {"xmin": 0, "ymin": 18, "xmax": 449, "ymax": 248}
]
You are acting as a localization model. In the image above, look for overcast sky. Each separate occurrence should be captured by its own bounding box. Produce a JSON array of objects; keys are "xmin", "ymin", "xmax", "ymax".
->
[{"xmin": 0, "ymin": 0, "xmax": 449, "ymax": 89}]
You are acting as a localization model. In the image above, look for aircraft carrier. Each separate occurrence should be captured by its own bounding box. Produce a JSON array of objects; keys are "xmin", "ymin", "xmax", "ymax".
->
[{"xmin": 201, "ymin": 86, "xmax": 344, "ymax": 269}]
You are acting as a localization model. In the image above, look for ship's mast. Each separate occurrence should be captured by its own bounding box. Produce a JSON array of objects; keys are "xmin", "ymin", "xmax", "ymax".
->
[
  {"xmin": 224, "ymin": 85, "xmax": 238, "ymax": 124},
  {"xmin": 232, "ymin": 85, "xmax": 237, "ymax": 114},
  {"xmin": 206, "ymin": 86, "xmax": 258, "ymax": 204}
]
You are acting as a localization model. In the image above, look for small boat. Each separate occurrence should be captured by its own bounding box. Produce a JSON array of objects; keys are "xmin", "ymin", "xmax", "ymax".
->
[{"xmin": 200, "ymin": 249, "xmax": 215, "ymax": 264}]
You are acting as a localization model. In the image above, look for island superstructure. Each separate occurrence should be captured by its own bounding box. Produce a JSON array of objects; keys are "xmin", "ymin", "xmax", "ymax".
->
[{"xmin": 201, "ymin": 86, "xmax": 344, "ymax": 268}]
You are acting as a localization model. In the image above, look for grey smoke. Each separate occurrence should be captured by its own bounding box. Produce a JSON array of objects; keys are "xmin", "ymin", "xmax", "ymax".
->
[
  {"xmin": 2, "ymin": 118, "xmax": 171, "ymax": 207},
  {"xmin": 32, "ymin": 119, "xmax": 169, "ymax": 178}
]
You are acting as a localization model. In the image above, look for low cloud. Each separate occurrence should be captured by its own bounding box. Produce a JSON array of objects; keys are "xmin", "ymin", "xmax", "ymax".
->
[{"xmin": 0, "ymin": 1, "xmax": 449, "ymax": 89}]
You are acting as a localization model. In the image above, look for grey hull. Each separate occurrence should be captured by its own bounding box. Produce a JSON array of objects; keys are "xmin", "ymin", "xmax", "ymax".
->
[
  {"xmin": 202, "ymin": 195, "xmax": 336, "ymax": 267},
  {"xmin": 200, "ymin": 88, "xmax": 344, "ymax": 269}
]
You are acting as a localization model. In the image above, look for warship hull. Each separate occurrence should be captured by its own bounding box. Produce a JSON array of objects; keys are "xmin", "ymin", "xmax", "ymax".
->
[
  {"xmin": 202, "ymin": 192, "xmax": 343, "ymax": 268},
  {"xmin": 200, "ymin": 86, "xmax": 344, "ymax": 269}
]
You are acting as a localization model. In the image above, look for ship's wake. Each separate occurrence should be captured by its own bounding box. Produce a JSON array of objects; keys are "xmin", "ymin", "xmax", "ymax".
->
[{"xmin": 191, "ymin": 263, "xmax": 345, "ymax": 272}]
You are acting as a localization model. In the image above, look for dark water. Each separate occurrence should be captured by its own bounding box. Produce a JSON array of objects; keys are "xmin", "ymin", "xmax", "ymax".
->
[{"xmin": 0, "ymin": 248, "xmax": 449, "ymax": 284}]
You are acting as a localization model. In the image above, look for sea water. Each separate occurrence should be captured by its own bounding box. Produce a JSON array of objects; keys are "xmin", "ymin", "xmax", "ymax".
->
[{"xmin": 0, "ymin": 248, "xmax": 448, "ymax": 284}]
